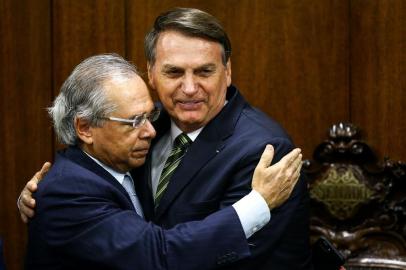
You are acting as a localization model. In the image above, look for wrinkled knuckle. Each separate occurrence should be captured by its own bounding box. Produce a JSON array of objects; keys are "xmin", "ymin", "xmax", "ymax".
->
[
  {"xmin": 24, "ymin": 196, "xmax": 31, "ymax": 204},
  {"xmin": 20, "ymin": 206, "xmax": 27, "ymax": 215}
]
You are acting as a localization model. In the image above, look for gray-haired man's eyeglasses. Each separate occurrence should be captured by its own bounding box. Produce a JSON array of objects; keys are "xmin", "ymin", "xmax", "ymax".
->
[{"xmin": 103, "ymin": 109, "xmax": 160, "ymax": 128}]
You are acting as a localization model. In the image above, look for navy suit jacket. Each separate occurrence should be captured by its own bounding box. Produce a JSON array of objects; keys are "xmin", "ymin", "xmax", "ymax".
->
[
  {"xmin": 135, "ymin": 86, "xmax": 313, "ymax": 270},
  {"xmin": 25, "ymin": 146, "xmax": 251, "ymax": 270}
]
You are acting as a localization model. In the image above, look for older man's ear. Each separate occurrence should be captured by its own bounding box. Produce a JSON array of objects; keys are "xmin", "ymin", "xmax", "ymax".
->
[{"xmin": 74, "ymin": 117, "xmax": 93, "ymax": 145}]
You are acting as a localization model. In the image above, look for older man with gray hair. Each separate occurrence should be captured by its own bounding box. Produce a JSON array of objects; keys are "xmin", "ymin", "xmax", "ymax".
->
[{"xmin": 24, "ymin": 53, "xmax": 302, "ymax": 270}]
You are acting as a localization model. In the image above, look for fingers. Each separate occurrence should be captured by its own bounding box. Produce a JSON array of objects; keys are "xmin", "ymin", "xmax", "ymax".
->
[
  {"xmin": 18, "ymin": 196, "xmax": 35, "ymax": 219},
  {"xmin": 287, "ymin": 152, "xmax": 302, "ymax": 186},
  {"xmin": 292, "ymin": 152, "xmax": 303, "ymax": 178},
  {"xmin": 21, "ymin": 190, "xmax": 36, "ymax": 208},
  {"xmin": 27, "ymin": 161, "xmax": 51, "ymax": 193},
  {"xmin": 273, "ymin": 149, "xmax": 302, "ymax": 207},
  {"xmin": 20, "ymin": 213, "xmax": 28, "ymax": 223},
  {"xmin": 18, "ymin": 190, "xmax": 36, "ymax": 222},
  {"xmin": 253, "ymin": 146, "xmax": 303, "ymax": 209},
  {"xmin": 293, "ymin": 160, "xmax": 302, "ymax": 182},
  {"xmin": 17, "ymin": 162, "xmax": 50, "ymax": 223},
  {"xmin": 282, "ymin": 148, "xmax": 301, "ymax": 168},
  {"xmin": 26, "ymin": 180, "xmax": 38, "ymax": 193},
  {"xmin": 33, "ymin": 162, "xmax": 51, "ymax": 184},
  {"xmin": 288, "ymin": 162, "xmax": 302, "ymax": 193},
  {"xmin": 257, "ymin": 145, "xmax": 274, "ymax": 168},
  {"xmin": 19, "ymin": 201, "xmax": 35, "ymax": 219},
  {"xmin": 272, "ymin": 148, "xmax": 302, "ymax": 179},
  {"xmin": 284, "ymin": 159, "xmax": 303, "ymax": 198}
]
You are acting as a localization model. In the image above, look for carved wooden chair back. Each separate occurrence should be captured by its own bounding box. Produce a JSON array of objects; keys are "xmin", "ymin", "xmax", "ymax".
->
[{"xmin": 304, "ymin": 123, "xmax": 406, "ymax": 270}]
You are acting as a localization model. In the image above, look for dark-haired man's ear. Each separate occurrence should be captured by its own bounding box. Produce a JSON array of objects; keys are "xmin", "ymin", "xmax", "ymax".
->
[
  {"xmin": 147, "ymin": 62, "xmax": 156, "ymax": 89},
  {"xmin": 226, "ymin": 59, "xmax": 232, "ymax": 87}
]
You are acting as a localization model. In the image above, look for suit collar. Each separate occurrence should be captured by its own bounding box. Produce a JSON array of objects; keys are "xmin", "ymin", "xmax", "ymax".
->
[
  {"xmin": 61, "ymin": 146, "xmax": 133, "ymax": 205},
  {"xmin": 170, "ymin": 121, "xmax": 203, "ymax": 142},
  {"xmin": 154, "ymin": 85, "xmax": 248, "ymax": 219},
  {"xmin": 83, "ymin": 150, "xmax": 129, "ymax": 185}
]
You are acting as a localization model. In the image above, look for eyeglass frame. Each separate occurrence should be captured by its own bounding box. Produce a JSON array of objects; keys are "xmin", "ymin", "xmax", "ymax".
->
[{"xmin": 102, "ymin": 108, "xmax": 160, "ymax": 128}]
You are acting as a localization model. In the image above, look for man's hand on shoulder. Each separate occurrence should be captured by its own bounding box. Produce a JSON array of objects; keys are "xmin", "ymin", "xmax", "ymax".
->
[
  {"xmin": 252, "ymin": 145, "xmax": 302, "ymax": 209},
  {"xmin": 18, "ymin": 162, "xmax": 51, "ymax": 223}
]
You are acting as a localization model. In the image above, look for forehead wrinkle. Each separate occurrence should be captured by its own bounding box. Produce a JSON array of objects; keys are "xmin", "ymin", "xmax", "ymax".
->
[
  {"xmin": 197, "ymin": 63, "xmax": 216, "ymax": 69},
  {"xmin": 155, "ymin": 31, "xmax": 223, "ymax": 64},
  {"xmin": 162, "ymin": 64, "xmax": 183, "ymax": 70}
]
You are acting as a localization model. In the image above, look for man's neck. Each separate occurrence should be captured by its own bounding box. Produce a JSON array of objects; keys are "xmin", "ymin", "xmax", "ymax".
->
[
  {"xmin": 81, "ymin": 145, "xmax": 128, "ymax": 174},
  {"xmin": 170, "ymin": 120, "xmax": 203, "ymax": 142}
]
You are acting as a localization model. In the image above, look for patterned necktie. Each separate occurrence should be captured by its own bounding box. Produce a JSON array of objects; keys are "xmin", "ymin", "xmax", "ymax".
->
[
  {"xmin": 155, "ymin": 133, "xmax": 192, "ymax": 207},
  {"xmin": 122, "ymin": 174, "xmax": 144, "ymax": 218}
]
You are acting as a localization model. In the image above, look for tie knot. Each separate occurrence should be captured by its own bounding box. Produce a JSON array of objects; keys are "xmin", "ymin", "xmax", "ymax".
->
[{"xmin": 174, "ymin": 133, "xmax": 192, "ymax": 148}]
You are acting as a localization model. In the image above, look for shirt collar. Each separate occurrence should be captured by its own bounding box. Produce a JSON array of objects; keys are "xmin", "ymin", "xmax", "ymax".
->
[
  {"xmin": 83, "ymin": 150, "xmax": 128, "ymax": 185},
  {"xmin": 170, "ymin": 121, "xmax": 203, "ymax": 144}
]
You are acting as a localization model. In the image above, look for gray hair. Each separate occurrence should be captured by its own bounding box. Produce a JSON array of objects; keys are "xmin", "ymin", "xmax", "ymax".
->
[
  {"xmin": 48, "ymin": 54, "xmax": 139, "ymax": 145},
  {"xmin": 145, "ymin": 7, "xmax": 231, "ymax": 66}
]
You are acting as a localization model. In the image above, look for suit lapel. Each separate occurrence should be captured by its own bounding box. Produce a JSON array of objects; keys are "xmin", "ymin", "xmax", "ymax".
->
[
  {"xmin": 62, "ymin": 146, "xmax": 133, "ymax": 206},
  {"xmin": 155, "ymin": 86, "xmax": 247, "ymax": 220},
  {"xmin": 154, "ymin": 127, "xmax": 224, "ymax": 219}
]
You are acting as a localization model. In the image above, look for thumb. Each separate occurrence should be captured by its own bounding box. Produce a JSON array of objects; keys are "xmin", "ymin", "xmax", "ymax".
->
[
  {"xmin": 258, "ymin": 145, "xmax": 274, "ymax": 169},
  {"xmin": 34, "ymin": 162, "xmax": 52, "ymax": 182}
]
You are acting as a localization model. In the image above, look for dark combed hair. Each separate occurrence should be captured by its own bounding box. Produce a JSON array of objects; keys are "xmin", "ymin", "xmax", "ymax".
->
[{"xmin": 144, "ymin": 7, "xmax": 231, "ymax": 66}]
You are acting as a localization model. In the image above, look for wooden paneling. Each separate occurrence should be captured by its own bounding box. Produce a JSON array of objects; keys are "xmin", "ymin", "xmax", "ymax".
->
[
  {"xmin": 351, "ymin": 0, "xmax": 406, "ymax": 161},
  {"xmin": 224, "ymin": 0, "xmax": 349, "ymax": 158},
  {"xmin": 52, "ymin": 0, "xmax": 126, "ymax": 95},
  {"xmin": 0, "ymin": 1, "xmax": 52, "ymax": 269},
  {"xmin": 127, "ymin": 0, "xmax": 349, "ymax": 157}
]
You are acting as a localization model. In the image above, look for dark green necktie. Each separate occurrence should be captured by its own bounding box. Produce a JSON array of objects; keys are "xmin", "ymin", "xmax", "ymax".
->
[{"xmin": 154, "ymin": 133, "xmax": 192, "ymax": 207}]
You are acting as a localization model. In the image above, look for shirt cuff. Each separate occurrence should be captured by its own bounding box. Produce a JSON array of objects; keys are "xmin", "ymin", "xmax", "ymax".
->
[{"xmin": 232, "ymin": 190, "xmax": 271, "ymax": 239}]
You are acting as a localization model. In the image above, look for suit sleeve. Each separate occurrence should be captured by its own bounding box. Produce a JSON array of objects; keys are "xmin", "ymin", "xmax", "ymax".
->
[
  {"xmin": 32, "ymin": 170, "xmax": 250, "ymax": 270},
  {"xmin": 218, "ymin": 137, "xmax": 311, "ymax": 268}
]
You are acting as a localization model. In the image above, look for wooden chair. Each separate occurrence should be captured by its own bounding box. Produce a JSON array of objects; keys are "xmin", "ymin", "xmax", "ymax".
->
[{"xmin": 303, "ymin": 122, "xmax": 406, "ymax": 270}]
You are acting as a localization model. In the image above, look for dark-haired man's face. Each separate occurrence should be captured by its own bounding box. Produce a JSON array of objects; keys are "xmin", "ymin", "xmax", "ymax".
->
[{"xmin": 148, "ymin": 30, "xmax": 231, "ymax": 133}]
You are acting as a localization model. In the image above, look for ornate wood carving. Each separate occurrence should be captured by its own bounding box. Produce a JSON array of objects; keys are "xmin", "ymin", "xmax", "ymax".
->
[{"xmin": 304, "ymin": 122, "xmax": 406, "ymax": 269}]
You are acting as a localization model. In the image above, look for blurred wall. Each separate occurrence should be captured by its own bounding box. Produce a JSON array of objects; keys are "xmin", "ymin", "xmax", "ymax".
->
[{"xmin": 0, "ymin": 1, "xmax": 404, "ymax": 269}]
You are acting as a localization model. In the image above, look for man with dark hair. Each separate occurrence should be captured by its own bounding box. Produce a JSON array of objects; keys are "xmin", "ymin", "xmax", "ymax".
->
[
  {"xmin": 20, "ymin": 8, "xmax": 312, "ymax": 269},
  {"xmin": 141, "ymin": 8, "xmax": 312, "ymax": 269},
  {"xmin": 24, "ymin": 54, "xmax": 302, "ymax": 270}
]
